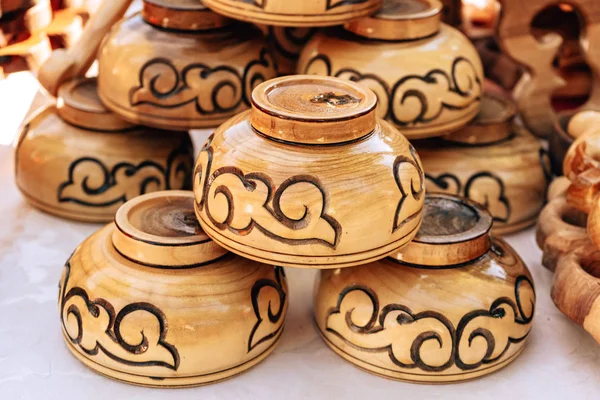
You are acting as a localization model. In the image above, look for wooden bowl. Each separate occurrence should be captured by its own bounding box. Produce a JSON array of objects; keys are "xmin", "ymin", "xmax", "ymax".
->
[
  {"xmin": 297, "ymin": 0, "xmax": 484, "ymax": 140},
  {"xmin": 59, "ymin": 190, "xmax": 288, "ymax": 387},
  {"xmin": 414, "ymin": 93, "xmax": 551, "ymax": 235},
  {"xmin": 193, "ymin": 75, "xmax": 425, "ymax": 269},
  {"xmin": 202, "ymin": 0, "xmax": 382, "ymax": 27},
  {"xmin": 314, "ymin": 193, "xmax": 536, "ymax": 383},
  {"xmin": 15, "ymin": 77, "xmax": 194, "ymax": 222},
  {"xmin": 97, "ymin": 0, "xmax": 277, "ymax": 130}
]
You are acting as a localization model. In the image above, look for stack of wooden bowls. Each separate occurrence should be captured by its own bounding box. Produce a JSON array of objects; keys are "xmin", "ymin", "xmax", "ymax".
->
[{"xmin": 13, "ymin": 0, "xmax": 540, "ymax": 387}]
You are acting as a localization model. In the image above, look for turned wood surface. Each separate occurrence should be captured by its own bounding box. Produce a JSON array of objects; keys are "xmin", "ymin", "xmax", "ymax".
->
[
  {"xmin": 59, "ymin": 191, "xmax": 288, "ymax": 386},
  {"xmin": 142, "ymin": 0, "xmax": 231, "ymax": 31},
  {"xmin": 314, "ymin": 232, "xmax": 535, "ymax": 382},
  {"xmin": 496, "ymin": 0, "xmax": 600, "ymax": 138},
  {"xmin": 57, "ymin": 77, "xmax": 135, "ymax": 131},
  {"xmin": 344, "ymin": 0, "xmax": 443, "ymax": 41},
  {"xmin": 443, "ymin": 92, "xmax": 516, "ymax": 144},
  {"xmin": 112, "ymin": 191, "xmax": 227, "ymax": 268},
  {"xmin": 37, "ymin": 0, "xmax": 132, "ymax": 96},
  {"xmin": 390, "ymin": 193, "xmax": 492, "ymax": 266},
  {"xmin": 250, "ymin": 75, "xmax": 377, "ymax": 145},
  {"xmin": 202, "ymin": 0, "xmax": 383, "ymax": 27},
  {"xmin": 194, "ymin": 76, "xmax": 425, "ymax": 268},
  {"xmin": 15, "ymin": 103, "xmax": 194, "ymax": 222},
  {"xmin": 97, "ymin": 15, "xmax": 276, "ymax": 130},
  {"xmin": 414, "ymin": 123, "xmax": 550, "ymax": 235},
  {"xmin": 297, "ymin": 22, "xmax": 483, "ymax": 139}
]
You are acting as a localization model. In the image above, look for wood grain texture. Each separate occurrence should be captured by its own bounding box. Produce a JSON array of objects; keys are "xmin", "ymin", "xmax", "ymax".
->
[
  {"xmin": 15, "ymin": 102, "xmax": 194, "ymax": 222},
  {"xmin": 193, "ymin": 76, "xmax": 424, "ymax": 268},
  {"xmin": 496, "ymin": 0, "xmax": 600, "ymax": 138},
  {"xmin": 202, "ymin": 0, "xmax": 383, "ymax": 27},
  {"xmin": 297, "ymin": 23, "xmax": 483, "ymax": 139},
  {"xmin": 414, "ymin": 123, "xmax": 550, "ymax": 235},
  {"xmin": 315, "ymin": 194, "xmax": 535, "ymax": 382},
  {"xmin": 97, "ymin": 14, "xmax": 276, "ymax": 130},
  {"xmin": 59, "ymin": 191, "xmax": 287, "ymax": 386}
]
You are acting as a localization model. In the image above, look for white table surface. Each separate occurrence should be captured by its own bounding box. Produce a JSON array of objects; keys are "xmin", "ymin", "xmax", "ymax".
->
[{"xmin": 1, "ymin": 86, "xmax": 600, "ymax": 400}]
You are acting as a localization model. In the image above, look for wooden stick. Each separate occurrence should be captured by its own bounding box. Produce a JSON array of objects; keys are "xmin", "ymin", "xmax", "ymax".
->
[{"xmin": 37, "ymin": 0, "xmax": 131, "ymax": 96}]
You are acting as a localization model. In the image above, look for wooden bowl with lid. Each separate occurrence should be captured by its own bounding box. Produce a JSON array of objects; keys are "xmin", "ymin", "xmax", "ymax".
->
[
  {"xmin": 97, "ymin": 0, "xmax": 277, "ymax": 130},
  {"xmin": 413, "ymin": 92, "xmax": 551, "ymax": 234},
  {"xmin": 314, "ymin": 193, "xmax": 536, "ymax": 383},
  {"xmin": 193, "ymin": 75, "xmax": 425, "ymax": 269},
  {"xmin": 15, "ymin": 77, "xmax": 193, "ymax": 222},
  {"xmin": 202, "ymin": 0, "xmax": 383, "ymax": 27},
  {"xmin": 59, "ymin": 190, "xmax": 288, "ymax": 387},
  {"xmin": 297, "ymin": 0, "xmax": 484, "ymax": 140}
]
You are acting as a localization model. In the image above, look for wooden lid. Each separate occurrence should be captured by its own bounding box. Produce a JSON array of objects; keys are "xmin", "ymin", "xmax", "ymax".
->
[
  {"xmin": 250, "ymin": 75, "xmax": 378, "ymax": 145},
  {"xmin": 392, "ymin": 193, "xmax": 492, "ymax": 267},
  {"xmin": 57, "ymin": 77, "xmax": 135, "ymax": 131},
  {"xmin": 344, "ymin": 0, "xmax": 442, "ymax": 41},
  {"xmin": 443, "ymin": 92, "xmax": 516, "ymax": 144},
  {"xmin": 142, "ymin": 0, "xmax": 231, "ymax": 31},
  {"xmin": 112, "ymin": 191, "xmax": 228, "ymax": 267}
]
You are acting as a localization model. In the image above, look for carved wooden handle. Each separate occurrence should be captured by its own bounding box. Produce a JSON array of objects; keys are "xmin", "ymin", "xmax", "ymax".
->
[
  {"xmin": 37, "ymin": 0, "xmax": 132, "ymax": 96},
  {"xmin": 536, "ymin": 196, "xmax": 588, "ymax": 271},
  {"xmin": 552, "ymin": 246, "xmax": 600, "ymax": 344}
]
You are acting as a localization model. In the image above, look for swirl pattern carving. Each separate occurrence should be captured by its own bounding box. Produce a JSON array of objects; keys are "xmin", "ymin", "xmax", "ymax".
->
[
  {"xmin": 248, "ymin": 267, "xmax": 287, "ymax": 352},
  {"xmin": 194, "ymin": 135, "xmax": 343, "ymax": 248},
  {"xmin": 325, "ymin": 271, "xmax": 535, "ymax": 373},
  {"xmin": 303, "ymin": 54, "xmax": 482, "ymax": 125},
  {"xmin": 129, "ymin": 49, "xmax": 276, "ymax": 115},
  {"xmin": 59, "ymin": 258, "xmax": 180, "ymax": 370},
  {"xmin": 57, "ymin": 143, "xmax": 193, "ymax": 208}
]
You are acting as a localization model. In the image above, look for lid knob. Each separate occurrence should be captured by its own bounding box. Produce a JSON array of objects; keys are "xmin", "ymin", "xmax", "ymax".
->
[
  {"xmin": 344, "ymin": 0, "xmax": 443, "ymax": 41},
  {"xmin": 57, "ymin": 77, "xmax": 135, "ymax": 131},
  {"xmin": 112, "ymin": 190, "xmax": 227, "ymax": 267},
  {"xmin": 391, "ymin": 193, "xmax": 492, "ymax": 266},
  {"xmin": 443, "ymin": 92, "xmax": 516, "ymax": 144},
  {"xmin": 142, "ymin": 0, "xmax": 231, "ymax": 31},
  {"xmin": 250, "ymin": 75, "xmax": 378, "ymax": 145}
]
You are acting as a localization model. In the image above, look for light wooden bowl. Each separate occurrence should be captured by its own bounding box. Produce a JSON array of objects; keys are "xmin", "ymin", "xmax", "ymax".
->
[
  {"xmin": 59, "ymin": 190, "xmax": 288, "ymax": 387},
  {"xmin": 97, "ymin": 0, "xmax": 277, "ymax": 130},
  {"xmin": 193, "ymin": 75, "xmax": 425, "ymax": 269},
  {"xmin": 15, "ymin": 77, "xmax": 193, "ymax": 222},
  {"xmin": 202, "ymin": 0, "xmax": 383, "ymax": 27},
  {"xmin": 297, "ymin": 0, "xmax": 484, "ymax": 140},
  {"xmin": 315, "ymin": 193, "xmax": 536, "ymax": 383},
  {"xmin": 414, "ymin": 93, "xmax": 551, "ymax": 235}
]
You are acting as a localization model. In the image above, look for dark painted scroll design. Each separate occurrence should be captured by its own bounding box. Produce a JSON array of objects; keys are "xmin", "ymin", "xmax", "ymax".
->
[
  {"xmin": 303, "ymin": 54, "xmax": 481, "ymax": 125},
  {"xmin": 325, "ymin": 271, "xmax": 534, "ymax": 372},
  {"xmin": 248, "ymin": 267, "xmax": 287, "ymax": 352},
  {"xmin": 59, "ymin": 258, "xmax": 180, "ymax": 370},
  {"xmin": 129, "ymin": 49, "xmax": 276, "ymax": 114},
  {"xmin": 194, "ymin": 136, "xmax": 342, "ymax": 248},
  {"xmin": 393, "ymin": 146, "xmax": 424, "ymax": 232},
  {"xmin": 425, "ymin": 171, "xmax": 511, "ymax": 223}
]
